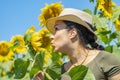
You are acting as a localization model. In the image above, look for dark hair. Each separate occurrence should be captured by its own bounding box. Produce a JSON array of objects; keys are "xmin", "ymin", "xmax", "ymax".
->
[{"xmin": 63, "ymin": 20, "xmax": 104, "ymax": 50}]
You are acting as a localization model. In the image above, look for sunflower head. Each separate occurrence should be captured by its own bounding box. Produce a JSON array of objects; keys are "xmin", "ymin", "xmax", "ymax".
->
[
  {"xmin": 31, "ymin": 29, "xmax": 52, "ymax": 52},
  {"xmin": 0, "ymin": 41, "xmax": 14, "ymax": 62},
  {"xmin": 25, "ymin": 25, "xmax": 35, "ymax": 34},
  {"xmin": 10, "ymin": 35, "xmax": 27, "ymax": 53},
  {"xmin": 97, "ymin": 0, "xmax": 115, "ymax": 19},
  {"xmin": 39, "ymin": 2, "xmax": 64, "ymax": 27}
]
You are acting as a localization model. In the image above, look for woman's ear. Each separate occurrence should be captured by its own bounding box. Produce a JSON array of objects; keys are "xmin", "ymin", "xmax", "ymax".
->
[{"xmin": 69, "ymin": 28, "xmax": 77, "ymax": 39}]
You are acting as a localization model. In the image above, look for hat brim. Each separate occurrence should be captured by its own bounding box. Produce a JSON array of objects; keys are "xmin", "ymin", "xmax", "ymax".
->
[{"xmin": 46, "ymin": 14, "xmax": 96, "ymax": 38}]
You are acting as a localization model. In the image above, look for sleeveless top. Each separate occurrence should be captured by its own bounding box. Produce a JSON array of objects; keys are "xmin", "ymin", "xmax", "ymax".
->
[{"xmin": 61, "ymin": 51, "xmax": 120, "ymax": 80}]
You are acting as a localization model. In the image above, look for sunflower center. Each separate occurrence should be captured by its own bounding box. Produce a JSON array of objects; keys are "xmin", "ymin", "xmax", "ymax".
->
[
  {"xmin": 0, "ymin": 49, "xmax": 9, "ymax": 56},
  {"xmin": 41, "ymin": 35, "xmax": 51, "ymax": 48},
  {"xmin": 0, "ymin": 45, "xmax": 9, "ymax": 56}
]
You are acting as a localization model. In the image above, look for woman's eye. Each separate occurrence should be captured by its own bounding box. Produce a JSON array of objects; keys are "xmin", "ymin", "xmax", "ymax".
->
[{"xmin": 55, "ymin": 27, "xmax": 59, "ymax": 31}]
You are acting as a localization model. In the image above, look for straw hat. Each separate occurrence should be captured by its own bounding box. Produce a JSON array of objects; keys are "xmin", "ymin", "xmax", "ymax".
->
[{"xmin": 46, "ymin": 8, "xmax": 96, "ymax": 36}]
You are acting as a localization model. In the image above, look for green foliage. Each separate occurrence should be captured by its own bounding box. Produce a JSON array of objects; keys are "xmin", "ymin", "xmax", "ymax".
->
[
  {"xmin": 51, "ymin": 51, "xmax": 62, "ymax": 63},
  {"xmin": 83, "ymin": 9, "xmax": 92, "ymax": 15},
  {"xmin": 24, "ymin": 32, "xmax": 33, "ymax": 45},
  {"xmin": 30, "ymin": 51, "xmax": 45, "ymax": 79},
  {"xmin": 93, "ymin": 15, "xmax": 107, "ymax": 28},
  {"xmin": 105, "ymin": 45, "xmax": 113, "ymax": 53},
  {"xmin": 89, "ymin": 0, "xmax": 94, "ymax": 3},
  {"xmin": 14, "ymin": 58, "xmax": 30, "ymax": 79},
  {"xmin": 68, "ymin": 65, "xmax": 88, "ymax": 80},
  {"xmin": 112, "ymin": 46, "xmax": 120, "ymax": 58},
  {"xmin": 13, "ymin": 40, "xmax": 21, "ymax": 47},
  {"xmin": 117, "ymin": 31, "xmax": 120, "ymax": 47},
  {"xmin": 112, "ymin": 7, "xmax": 120, "ymax": 22},
  {"xmin": 45, "ymin": 63, "xmax": 61, "ymax": 80},
  {"xmin": 84, "ymin": 69, "xmax": 95, "ymax": 80},
  {"xmin": 24, "ymin": 33, "xmax": 36, "ymax": 58}
]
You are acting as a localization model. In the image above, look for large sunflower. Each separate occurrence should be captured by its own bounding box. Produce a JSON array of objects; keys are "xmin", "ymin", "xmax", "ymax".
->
[
  {"xmin": 31, "ymin": 29, "xmax": 52, "ymax": 52},
  {"xmin": 97, "ymin": 0, "xmax": 115, "ymax": 19},
  {"xmin": 10, "ymin": 35, "xmax": 27, "ymax": 53},
  {"xmin": 0, "ymin": 41, "xmax": 14, "ymax": 62},
  {"xmin": 31, "ymin": 29, "xmax": 52, "ymax": 65},
  {"xmin": 39, "ymin": 2, "xmax": 64, "ymax": 27}
]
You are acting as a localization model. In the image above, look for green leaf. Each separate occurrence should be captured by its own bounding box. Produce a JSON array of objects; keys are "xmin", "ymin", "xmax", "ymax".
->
[
  {"xmin": 51, "ymin": 51, "xmax": 61, "ymax": 63},
  {"xmin": 24, "ymin": 32, "xmax": 33, "ymax": 45},
  {"xmin": 35, "ymin": 51, "xmax": 44, "ymax": 70},
  {"xmin": 13, "ymin": 40, "xmax": 20, "ymax": 47},
  {"xmin": 117, "ymin": 42, "xmax": 120, "ymax": 47},
  {"xmin": 44, "ymin": 72, "xmax": 53, "ymax": 80},
  {"xmin": 84, "ymin": 68, "xmax": 95, "ymax": 80},
  {"xmin": 14, "ymin": 58, "xmax": 30, "ymax": 79},
  {"xmin": 83, "ymin": 9, "xmax": 92, "ymax": 15},
  {"xmin": 45, "ymin": 63, "xmax": 61, "ymax": 80},
  {"xmin": 112, "ymin": 7, "xmax": 120, "ymax": 22},
  {"xmin": 109, "ymin": 32, "xmax": 117, "ymax": 42},
  {"xmin": 93, "ymin": 15, "xmax": 107, "ymax": 28},
  {"xmin": 101, "ymin": 35, "xmax": 109, "ymax": 44},
  {"xmin": 68, "ymin": 65, "xmax": 88, "ymax": 80},
  {"xmin": 117, "ymin": 31, "xmax": 120, "ymax": 46},
  {"xmin": 27, "ymin": 43, "xmax": 36, "ymax": 59},
  {"xmin": 105, "ymin": 45, "xmax": 113, "ymax": 53},
  {"xmin": 99, "ymin": 30, "xmax": 111, "ymax": 44},
  {"xmin": 112, "ymin": 46, "xmax": 120, "ymax": 59},
  {"xmin": 29, "ymin": 51, "xmax": 45, "ymax": 78},
  {"xmin": 89, "ymin": 0, "xmax": 94, "ymax": 2},
  {"xmin": 99, "ymin": 30, "xmax": 111, "ymax": 35}
]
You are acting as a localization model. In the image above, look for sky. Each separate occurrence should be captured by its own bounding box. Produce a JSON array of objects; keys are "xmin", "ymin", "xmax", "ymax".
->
[{"xmin": 0, "ymin": 0, "xmax": 120, "ymax": 41}]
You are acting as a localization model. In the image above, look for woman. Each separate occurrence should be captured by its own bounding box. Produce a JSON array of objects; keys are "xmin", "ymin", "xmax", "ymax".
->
[{"xmin": 34, "ymin": 8, "xmax": 120, "ymax": 80}]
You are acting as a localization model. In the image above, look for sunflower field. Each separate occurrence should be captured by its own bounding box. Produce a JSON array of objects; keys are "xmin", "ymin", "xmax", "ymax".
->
[{"xmin": 0, "ymin": 0, "xmax": 120, "ymax": 80}]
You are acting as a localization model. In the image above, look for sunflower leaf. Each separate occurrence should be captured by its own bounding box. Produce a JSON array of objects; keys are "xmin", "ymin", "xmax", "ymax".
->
[
  {"xmin": 45, "ymin": 63, "xmax": 61, "ymax": 80},
  {"xmin": 14, "ymin": 58, "xmax": 30, "ymax": 79},
  {"xmin": 68, "ymin": 65, "xmax": 88, "ymax": 80},
  {"xmin": 29, "ymin": 51, "xmax": 45, "ymax": 78}
]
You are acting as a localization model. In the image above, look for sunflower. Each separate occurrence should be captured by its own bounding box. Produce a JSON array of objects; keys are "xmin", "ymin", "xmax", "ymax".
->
[
  {"xmin": 31, "ymin": 29, "xmax": 52, "ymax": 52},
  {"xmin": 25, "ymin": 25, "xmax": 35, "ymax": 34},
  {"xmin": 114, "ymin": 16, "xmax": 120, "ymax": 31},
  {"xmin": 0, "ymin": 41, "xmax": 14, "ymax": 62},
  {"xmin": 39, "ymin": 48, "xmax": 52, "ymax": 65},
  {"xmin": 10, "ymin": 35, "xmax": 27, "ymax": 53},
  {"xmin": 97, "ymin": 0, "xmax": 115, "ymax": 19},
  {"xmin": 39, "ymin": 2, "xmax": 64, "ymax": 27}
]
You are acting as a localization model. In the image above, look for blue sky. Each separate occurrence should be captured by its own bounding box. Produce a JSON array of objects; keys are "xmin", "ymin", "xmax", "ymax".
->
[{"xmin": 0, "ymin": 0, "xmax": 120, "ymax": 41}]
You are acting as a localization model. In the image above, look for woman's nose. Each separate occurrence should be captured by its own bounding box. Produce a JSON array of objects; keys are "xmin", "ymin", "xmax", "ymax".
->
[{"xmin": 50, "ymin": 34, "xmax": 54, "ymax": 40}]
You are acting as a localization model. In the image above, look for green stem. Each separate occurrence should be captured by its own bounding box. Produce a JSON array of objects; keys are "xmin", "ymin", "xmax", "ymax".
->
[{"xmin": 94, "ymin": 0, "xmax": 98, "ymax": 15}]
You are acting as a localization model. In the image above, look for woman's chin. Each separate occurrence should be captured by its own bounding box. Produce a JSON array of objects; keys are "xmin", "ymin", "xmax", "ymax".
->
[
  {"xmin": 54, "ymin": 48, "xmax": 59, "ymax": 52},
  {"xmin": 54, "ymin": 47, "xmax": 60, "ymax": 52}
]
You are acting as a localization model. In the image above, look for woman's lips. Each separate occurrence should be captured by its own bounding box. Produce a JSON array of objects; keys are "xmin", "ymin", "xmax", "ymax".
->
[{"xmin": 51, "ymin": 43, "xmax": 55, "ymax": 48}]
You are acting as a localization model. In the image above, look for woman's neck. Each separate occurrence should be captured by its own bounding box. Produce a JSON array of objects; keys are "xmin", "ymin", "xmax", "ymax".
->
[
  {"xmin": 64, "ymin": 47, "xmax": 100, "ymax": 72},
  {"xmin": 69, "ymin": 49, "xmax": 100, "ymax": 66},
  {"xmin": 68, "ymin": 45, "xmax": 89, "ymax": 65}
]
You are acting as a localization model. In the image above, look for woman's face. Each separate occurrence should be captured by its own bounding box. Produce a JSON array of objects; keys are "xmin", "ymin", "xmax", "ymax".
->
[{"xmin": 50, "ymin": 21, "xmax": 71, "ymax": 52}]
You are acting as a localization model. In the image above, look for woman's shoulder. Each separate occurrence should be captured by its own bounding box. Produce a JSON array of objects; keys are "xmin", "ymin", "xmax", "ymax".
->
[
  {"xmin": 88, "ymin": 51, "xmax": 120, "ymax": 78},
  {"xmin": 88, "ymin": 50, "xmax": 120, "ymax": 68},
  {"xmin": 97, "ymin": 51, "xmax": 120, "ymax": 62},
  {"xmin": 94, "ymin": 51, "xmax": 120, "ymax": 70}
]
